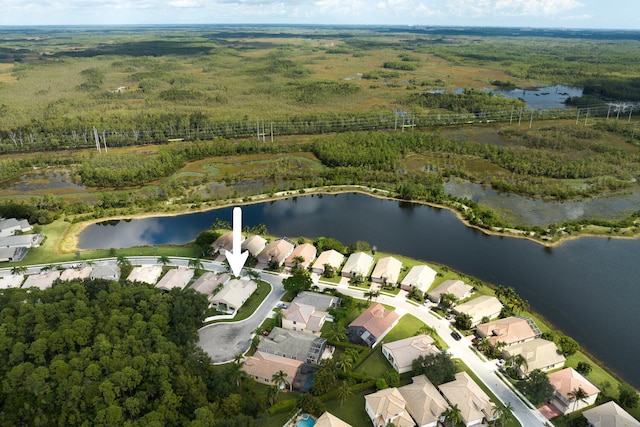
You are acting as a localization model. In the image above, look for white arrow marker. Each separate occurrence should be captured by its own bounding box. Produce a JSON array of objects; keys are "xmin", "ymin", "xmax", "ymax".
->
[{"xmin": 224, "ymin": 207, "xmax": 249, "ymax": 277}]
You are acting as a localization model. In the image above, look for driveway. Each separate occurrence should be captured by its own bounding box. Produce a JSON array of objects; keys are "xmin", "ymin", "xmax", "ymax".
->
[{"xmin": 197, "ymin": 272, "xmax": 285, "ymax": 363}]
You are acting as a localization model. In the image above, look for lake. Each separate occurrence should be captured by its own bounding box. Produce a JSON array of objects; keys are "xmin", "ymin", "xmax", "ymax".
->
[{"xmin": 78, "ymin": 193, "xmax": 640, "ymax": 389}]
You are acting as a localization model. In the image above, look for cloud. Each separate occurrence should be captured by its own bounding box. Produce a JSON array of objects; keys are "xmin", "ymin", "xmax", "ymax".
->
[{"xmin": 443, "ymin": 0, "xmax": 584, "ymax": 17}]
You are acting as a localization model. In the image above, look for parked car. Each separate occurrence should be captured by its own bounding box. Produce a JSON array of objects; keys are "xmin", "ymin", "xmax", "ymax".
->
[
  {"xmin": 496, "ymin": 358, "xmax": 506, "ymax": 368},
  {"xmin": 451, "ymin": 331, "xmax": 462, "ymax": 341},
  {"xmin": 446, "ymin": 314, "xmax": 455, "ymax": 320}
]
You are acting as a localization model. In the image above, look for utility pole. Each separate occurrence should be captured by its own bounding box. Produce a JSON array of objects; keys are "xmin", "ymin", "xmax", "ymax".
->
[
  {"xmin": 529, "ymin": 110, "xmax": 534, "ymax": 129},
  {"xmin": 629, "ymin": 106, "xmax": 634, "ymax": 122},
  {"xmin": 510, "ymin": 106, "xmax": 514, "ymax": 125},
  {"xmin": 576, "ymin": 109, "xmax": 580, "ymax": 125},
  {"xmin": 93, "ymin": 127, "xmax": 101, "ymax": 153},
  {"xmin": 270, "ymin": 122, "xmax": 274, "ymax": 142},
  {"xmin": 584, "ymin": 109, "xmax": 589, "ymax": 126}
]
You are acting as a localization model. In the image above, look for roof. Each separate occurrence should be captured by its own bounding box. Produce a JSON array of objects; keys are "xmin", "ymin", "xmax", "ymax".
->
[
  {"xmin": 258, "ymin": 327, "xmax": 325, "ymax": 362},
  {"xmin": 282, "ymin": 302, "xmax": 326, "ymax": 333},
  {"xmin": 59, "ymin": 266, "xmax": 93, "ymax": 282},
  {"xmin": 383, "ymin": 334, "xmax": 439, "ymax": 371},
  {"xmin": 364, "ymin": 387, "xmax": 414, "ymax": 427},
  {"xmin": 285, "ymin": 243, "xmax": 317, "ymax": 268},
  {"xmin": 211, "ymin": 231, "xmax": 243, "ymax": 253},
  {"xmin": 476, "ymin": 317, "xmax": 537, "ymax": 346},
  {"xmin": 349, "ymin": 303, "xmax": 399, "ymax": 339},
  {"xmin": 503, "ymin": 338, "xmax": 566, "ymax": 374},
  {"xmin": 191, "ymin": 272, "xmax": 229, "ymax": 296},
  {"xmin": 242, "ymin": 350, "xmax": 303, "ymax": 384},
  {"xmin": 315, "ymin": 412, "xmax": 352, "ymax": 427},
  {"xmin": 583, "ymin": 401, "xmax": 640, "ymax": 427},
  {"xmin": 370, "ymin": 256, "xmax": 402, "ymax": 284},
  {"xmin": 454, "ymin": 295, "xmax": 503, "ymax": 324},
  {"xmin": 342, "ymin": 252, "xmax": 374, "ymax": 276},
  {"xmin": 0, "ymin": 274, "xmax": 25, "ymax": 289},
  {"xmin": 438, "ymin": 372, "xmax": 496, "ymax": 425},
  {"xmin": 0, "ymin": 234, "xmax": 44, "ymax": 248},
  {"xmin": 398, "ymin": 375, "xmax": 449, "ymax": 426},
  {"xmin": 548, "ymin": 367, "xmax": 600, "ymax": 399},
  {"xmin": 209, "ymin": 278, "xmax": 257, "ymax": 310},
  {"xmin": 428, "ymin": 279, "xmax": 473, "ymax": 301},
  {"xmin": 258, "ymin": 239, "xmax": 295, "ymax": 264},
  {"xmin": 241, "ymin": 235, "xmax": 267, "ymax": 257},
  {"xmin": 126, "ymin": 265, "xmax": 163, "ymax": 285},
  {"xmin": 90, "ymin": 263, "xmax": 120, "ymax": 280},
  {"xmin": 312, "ymin": 249, "xmax": 345, "ymax": 271},
  {"xmin": 400, "ymin": 265, "xmax": 437, "ymax": 291},
  {"xmin": 22, "ymin": 270, "xmax": 61, "ymax": 290},
  {"xmin": 293, "ymin": 291, "xmax": 341, "ymax": 312},
  {"xmin": 156, "ymin": 266, "xmax": 194, "ymax": 291}
]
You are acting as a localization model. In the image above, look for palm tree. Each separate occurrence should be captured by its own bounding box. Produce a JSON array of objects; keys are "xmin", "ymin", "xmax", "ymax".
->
[
  {"xmin": 188, "ymin": 257, "xmax": 204, "ymax": 273},
  {"xmin": 337, "ymin": 380, "xmax": 353, "ymax": 407},
  {"xmin": 512, "ymin": 354, "xmax": 529, "ymax": 377},
  {"xmin": 449, "ymin": 404, "xmax": 462, "ymax": 427},
  {"xmin": 292, "ymin": 255, "xmax": 305, "ymax": 270},
  {"xmin": 116, "ymin": 255, "xmax": 130, "ymax": 267},
  {"xmin": 11, "ymin": 265, "xmax": 27, "ymax": 275},
  {"xmin": 326, "ymin": 323, "xmax": 347, "ymax": 342},
  {"xmin": 491, "ymin": 402, "xmax": 514, "ymax": 427},
  {"xmin": 228, "ymin": 360, "xmax": 247, "ymax": 387},
  {"xmin": 417, "ymin": 324, "xmax": 436, "ymax": 337},
  {"xmin": 233, "ymin": 353, "xmax": 244, "ymax": 365},
  {"xmin": 568, "ymin": 386, "xmax": 589, "ymax": 412},
  {"xmin": 157, "ymin": 255, "xmax": 171, "ymax": 266},
  {"xmin": 273, "ymin": 308, "xmax": 283, "ymax": 327},
  {"xmin": 271, "ymin": 370, "xmax": 290, "ymax": 392},
  {"xmin": 475, "ymin": 337, "xmax": 493, "ymax": 355}
]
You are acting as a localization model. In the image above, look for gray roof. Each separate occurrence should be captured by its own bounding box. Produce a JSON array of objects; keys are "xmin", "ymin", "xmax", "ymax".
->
[
  {"xmin": 0, "ymin": 234, "xmax": 43, "ymax": 248},
  {"xmin": 258, "ymin": 326, "xmax": 326, "ymax": 363},
  {"xmin": 90, "ymin": 264, "xmax": 121, "ymax": 280},
  {"xmin": 293, "ymin": 291, "xmax": 341, "ymax": 312}
]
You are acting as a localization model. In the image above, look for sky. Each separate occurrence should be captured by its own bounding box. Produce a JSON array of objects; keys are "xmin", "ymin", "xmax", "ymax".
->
[{"xmin": 0, "ymin": 0, "xmax": 637, "ymax": 30}]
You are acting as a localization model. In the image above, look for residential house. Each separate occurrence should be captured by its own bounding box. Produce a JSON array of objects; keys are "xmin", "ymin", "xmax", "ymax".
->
[
  {"xmin": 438, "ymin": 372, "xmax": 496, "ymax": 426},
  {"xmin": 364, "ymin": 387, "xmax": 415, "ymax": 427},
  {"xmin": 0, "ymin": 247, "xmax": 26, "ymax": 262},
  {"xmin": 0, "ymin": 274, "xmax": 24, "ymax": 289},
  {"xmin": 502, "ymin": 338, "xmax": 566, "ymax": 377},
  {"xmin": 476, "ymin": 317, "xmax": 537, "ymax": 347},
  {"xmin": 257, "ymin": 326, "xmax": 327, "ymax": 364},
  {"xmin": 0, "ymin": 218, "xmax": 33, "ymax": 237},
  {"xmin": 126, "ymin": 265, "xmax": 163, "ymax": 285},
  {"xmin": 191, "ymin": 272, "xmax": 229, "ymax": 296},
  {"xmin": 209, "ymin": 278, "xmax": 257, "ymax": 313},
  {"xmin": 59, "ymin": 266, "xmax": 92, "ymax": 282},
  {"xmin": 382, "ymin": 334, "xmax": 440, "ymax": 374},
  {"xmin": 257, "ymin": 238, "xmax": 295, "ymax": 267},
  {"xmin": 427, "ymin": 279, "xmax": 473, "ymax": 304},
  {"xmin": 284, "ymin": 243, "xmax": 317, "ymax": 269},
  {"xmin": 281, "ymin": 302, "xmax": 327, "ymax": 335},
  {"xmin": 400, "ymin": 265, "xmax": 437, "ymax": 293},
  {"xmin": 0, "ymin": 234, "xmax": 44, "ymax": 249},
  {"xmin": 156, "ymin": 266, "xmax": 193, "ymax": 291},
  {"xmin": 315, "ymin": 412, "xmax": 352, "ymax": 427},
  {"xmin": 370, "ymin": 256, "xmax": 402, "ymax": 286},
  {"xmin": 22, "ymin": 270, "xmax": 61, "ymax": 290},
  {"xmin": 241, "ymin": 235, "xmax": 267, "ymax": 257},
  {"xmin": 582, "ymin": 401, "xmax": 640, "ymax": 427},
  {"xmin": 398, "ymin": 375, "xmax": 449, "ymax": 427},
  {"xmin": 548, "ymin": 367, "xmax": 600, "ymax": 414},
  {"xmin": 311, "ymin": 249, "xmax": 345, "ymax": 276},
  {"xmin": 242, "ymin": 350, "xmax": 303, "ymax": 390},
  {"xmin": 90, "ymin": 263, "xmax": 121, "ymax": 281},
  {"xmin": 341, "ymin": 252, "xmax": 374, "ymax": 278},
  {"xmin": 453, "ymin": 295, "xmax": 503, "ymax": 326},
  {"xmin": 347, "ymin": 303, "xmax": 399, "ymax": 347},
  {"xmin": 210, "ymin": 231, "xmax": 243, "ymax": 254},
  {"xmin": 293, "ymin": 291, "xmax": 341, "ymax": 312}
]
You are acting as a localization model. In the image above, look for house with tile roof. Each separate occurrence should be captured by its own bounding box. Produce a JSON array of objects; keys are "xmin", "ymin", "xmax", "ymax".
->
[
  {"xmin": 311, "ymin": 249, "xmax": 345, "ymax": 276},
  {"xmin": 438, "ymin": 372, "xmax": 497, "ymax": 426},
  {"xmin": 315, "ymin": 412, "xmax": 352, "ymax": 427},
  {"xmin": 583, "ymin": 401, "xmax": 640, "ymax": 427},
  {"xmin": 348, "ymin": 303, "xmax": 400, "ymax": 348},
  {"xmin": 548, "ymin": 367, "xmax": 600, "ymax": 414},
  {"xmin": 126, "ymin": 265, "xmax": 163, "ymax": 285},
  {"xmin": 293, "ymin": 291, "xmax": 341, "ymax": 312},
  {"xmin": 382, "ymin": 335, "xmax": 440, "ymax": 374},
  {"xmin": 427, "ymin": 279, "xmax": 473, "ymax": 304},
  {"xmin": 209, "ymin": 278, "xmax": 257, "ymax": 314},
  {"xmin": 281, "ymin": 301, "xmax": 327, "ymax": 335},
  {"xmin": 59, "ymin": 266, "xmax": 92, "ymax": 282},
  {"xmin": 364, "ymin": 387, "xmax": 415, "ymax": 427},
  {"xmin": 90, "ymin": 263, "xmax": 120, "ymax": 281},
  {"xmin": 0, "ymin": 218, "xmax": 33, "ymax": 237},
  {"xmin": 400, "ymin": 265, "xmax": 437, "ymax": 293},
  {"xmin": 371, "ymin": 256, "xmax": 403, "ymax": 286},
  {"xmin": 156, "ymin": 266, "xmax": 193, "ymax": 291},
  {"xmin": 241, "ymin": 235, "xmax": 268, "ymax": 257},
  {"xmin": 476, "ymin": 317, "xmax": 537, "ymax": 347},
  {"xmin": 257, "ymin": 326, "xmax": 327, "ymax": 364},
  {"xmin": 258, "ymin": 238, "xmax": 295, "ymax": 267},
  {"xmin": 341, "ymin": 252, "xmax": 374, "ymax": 278},
  {"xmin": 191, "ymin": 272, "xmax": 229, "ymax": 296},
  {"xmin": 398, "ymin": 375, "xmax": 449, "ymax": 427},
  {"xmin": 453, "ymin": 295, "xmax": 503, "ymax": 326},
  {"xmin": 210, "ymin": 231, "xmax": 243, "ymax": 254},
  {"xmin": 242, "ymin": 350, "xmax": 303, "ymax": 390},
  {"xmin": 22, "ymin": 270, "xmax": 61, "ymax": 290},
  {"xmin": 0, "ymin": 273, "xmax": 24, "ymax": 289},
  {"xmin": 285, "ymin": 243, "xmax": 317, "ymax": 269},
  {"xmin": 502, "ymin": 338, "xmax": 566, "ymax": 378}
]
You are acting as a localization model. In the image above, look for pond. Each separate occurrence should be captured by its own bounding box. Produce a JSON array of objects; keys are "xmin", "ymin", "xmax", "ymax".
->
[
  {"xmin": 77, "ymin": 193, "xmax": 640, "ymax": 389},
  {"xmin": 453, "ymin": 85, "xmax": 583, "ymax": 110}
]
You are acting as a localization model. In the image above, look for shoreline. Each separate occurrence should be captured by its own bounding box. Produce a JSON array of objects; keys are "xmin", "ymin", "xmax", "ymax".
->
[{"xmin": 61, "ymin": 185, "xmax": 640, "ymax": 254}]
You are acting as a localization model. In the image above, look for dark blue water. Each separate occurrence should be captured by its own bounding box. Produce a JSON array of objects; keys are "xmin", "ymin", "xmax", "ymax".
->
[{"xmin": 78, "ymin": 193, "xmax": 640, "ymax": 389}]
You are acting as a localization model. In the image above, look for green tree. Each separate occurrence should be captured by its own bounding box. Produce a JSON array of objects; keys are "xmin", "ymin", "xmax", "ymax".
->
[
  {"xmin": 454, "ymin": 313, "xmax": 472, "ymax": 331},
  {"xmin": 188, "ymin": 258, "xmax": 204, "ymax": 274},
  {"xmin": 271, "ymin": 370, "xmax": 290, "ymax": 392},
  {"xmin": 440, "ymin": 293, "xmax": 458, "ymax": 309},
  {"xmin": 618, "ymin": 383, "xmax": 639, "ymax": 409},
  {"xmin": 282, "ymin": 270, "xmax": 313, "ymax": 296},
  {"xmin": 576, "ymin": 361, "xmax": 592, "ymax": 375},
  {"xmin": 556, "ymin": 335, "xmax": 579, "ymax": 356},
  {"xmin": 412, "ymin": 352, "xmax": 457, "ymax": 386},
  {"xmin": 297, "ymin": 393, "xmax": 325, "ymax": 418},
  {"xmin": 157, "ymin": 255, "xmax": 171, "ymax": 266},
  {"xmin": 11, "ymin": 265, "xmax": 27, "ymax": 275},
  {"xmin": 337, "ymin": 380, "xmax": 353, "ymax": 406},
  {"xmin": 516, "ymin": 369, "xmax": 555, "ymax": 406},
  {"xmin": 568, "ymin": 387, "xmax": 589, "ymax": 412},
  {"xmin": 325, "ymin": 323, "xmax": 347, "ymax": 342}
]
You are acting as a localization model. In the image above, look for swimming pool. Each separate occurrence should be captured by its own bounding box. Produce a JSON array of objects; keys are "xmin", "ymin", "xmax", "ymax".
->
[{"xmin": 295, "ymin": 414, "xmax": 316, "ymax": 427}]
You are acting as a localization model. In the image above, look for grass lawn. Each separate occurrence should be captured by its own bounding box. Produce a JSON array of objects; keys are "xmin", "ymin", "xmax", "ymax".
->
[
  {"xmin": 322, "ymin": 389, "xmax": 373, "ymax": 427},
  {"xmin": 205, "ymin": 280, "xmax": 271, "ymax": 324},
  {"xmin": 353, "ymin": 346, "xmax": 392, "ymax": 379},
  {"xmin": 383, "ymin": 313, "xmax": 427, "ymax": 342}
]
